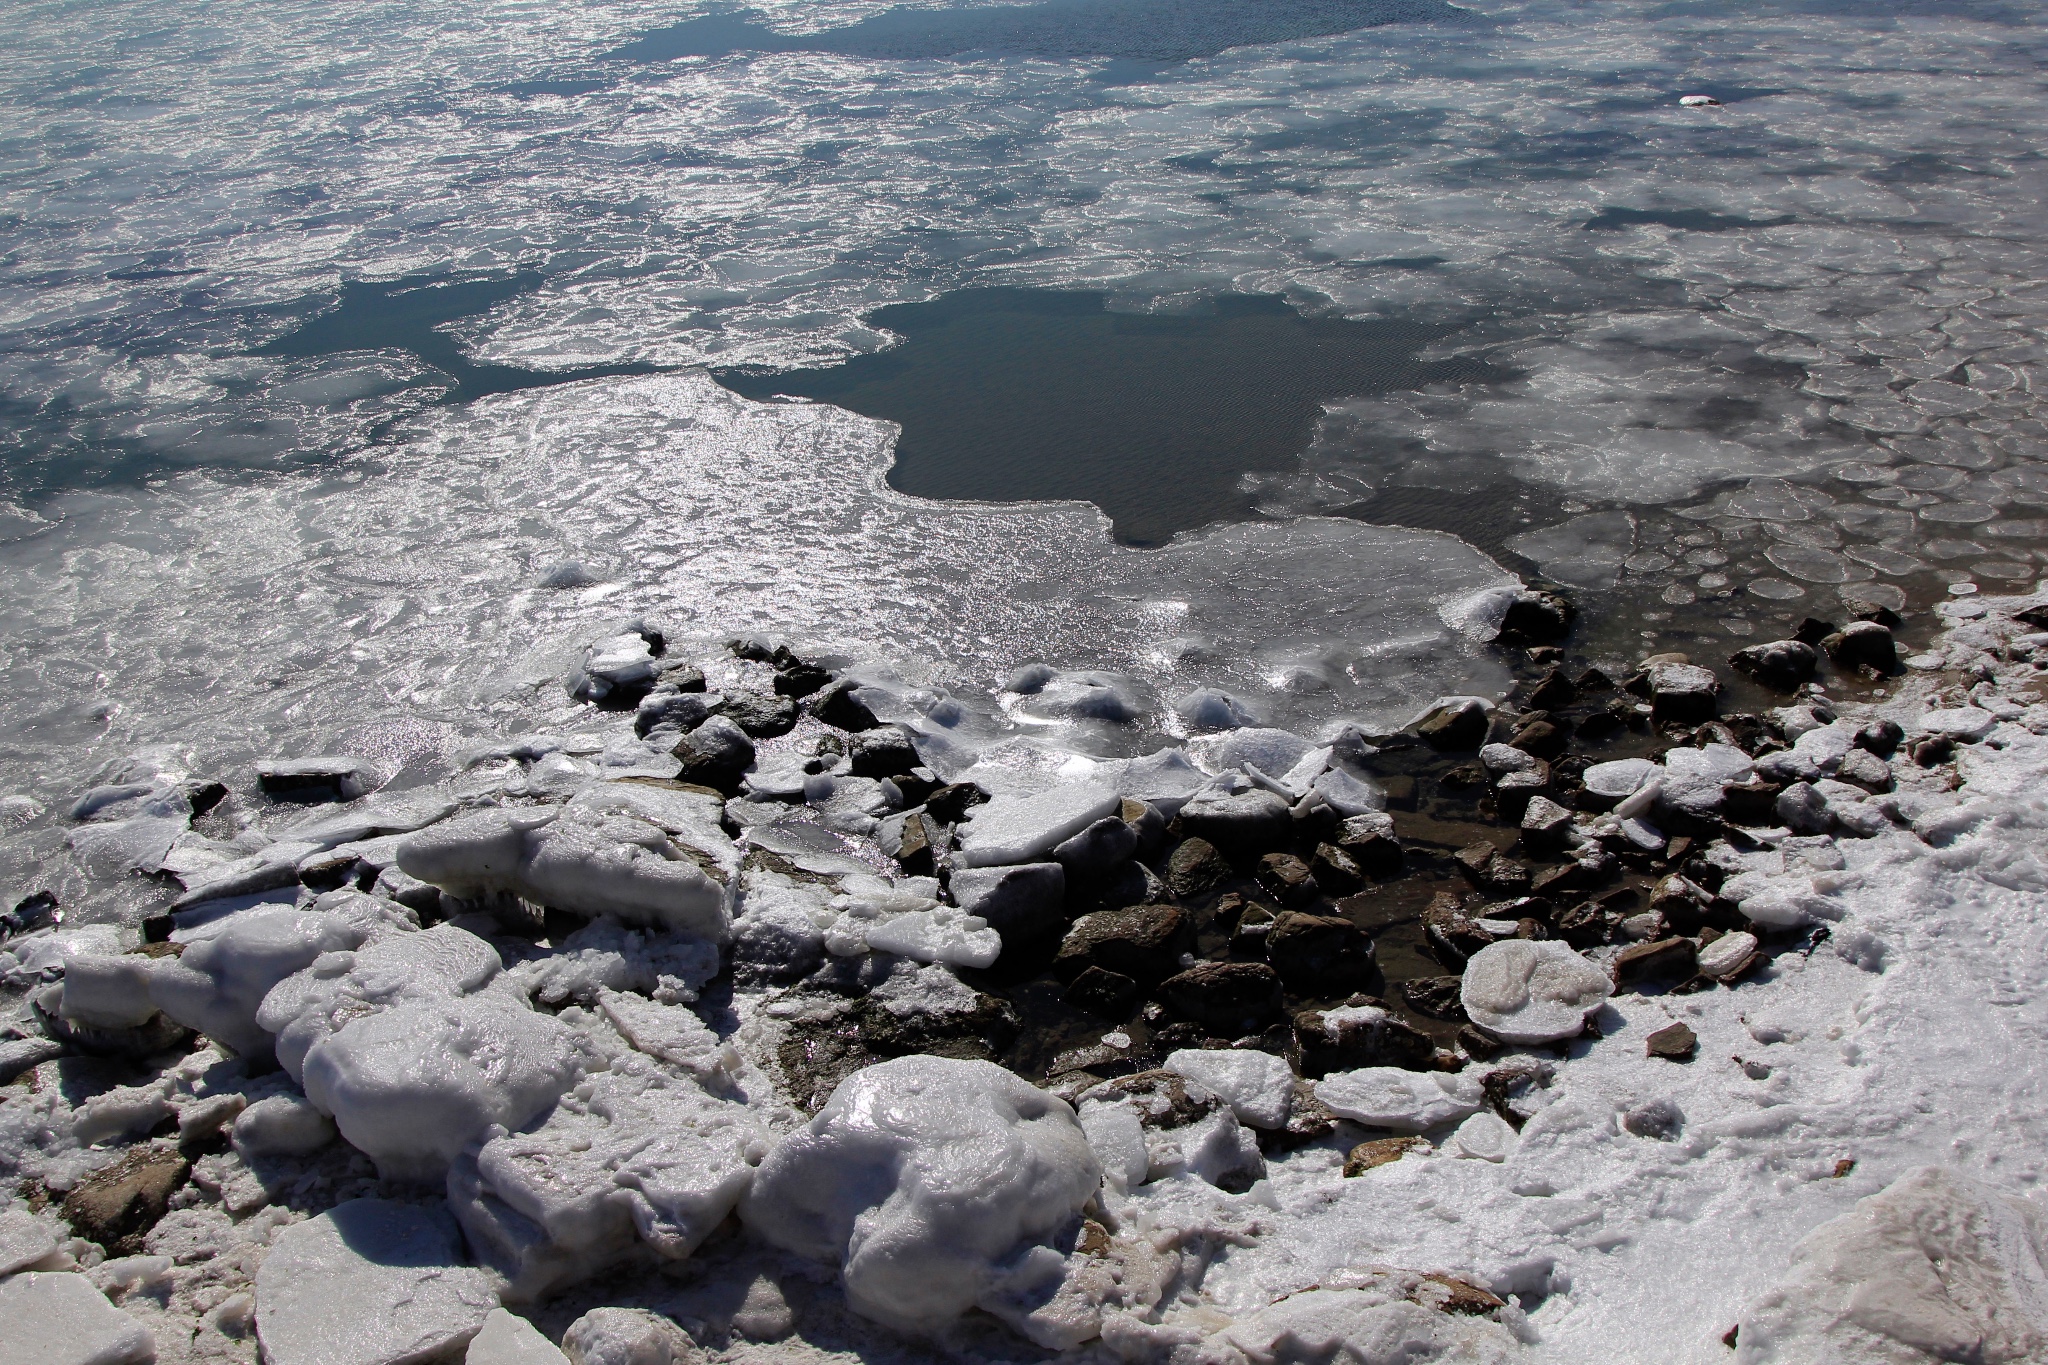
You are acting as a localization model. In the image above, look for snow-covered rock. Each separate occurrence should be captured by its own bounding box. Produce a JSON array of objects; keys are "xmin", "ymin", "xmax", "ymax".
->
[
  {"xmin": 1163, "ymin": 1049, "xmax": 1294, "ymax": 1130},
  {"xmin": 559, "ymin": 1307, "xmax": 695, "ymax": 1365},
  {"xmin": 232, "ymin": 1093, "xmax": 337, "ymax": 1158},
  {"xmin": 1314, "ymin": 1067, "xmax": 1484, "ymax": 1132},
  {"xmin": 58, "ymin": 953, "xmax": 160, "ymax": 1030},
  {"xmin": 952, "ymin": 783, "xmax": 1122, "ymax": 869},
  {"xmin": 151, "ymin": 894, "xmax": 413, "ymax": 1058},
  {"xmin": 740, "ymin": 1056, "xmax": 1101, "ymax": 1335},
  {"xmin": 1459, "ymin": 939, "xmax": 1613, "ymax": 1044},
  {"xmin": 301, "ymin": 995, "xmax": 585, "ymax": 1181},
  {"xmin": 1, "ymin": 1272, "xmax": 154, "ymax": 1365},
  {"xmin": 1735, "ymin": 1166, "xmax": 2048, "ymax": 1363},
  {"xmin": 1218, "ymin": 1283, "xmax": 1521, "ymax": 1365},
  {"xmin": 255, "ymin": 1199, "xmax": 496, "ymax": 1365},
  {"xmin": 1447, "ymin": 1109, "xmax": 1518, "ymax": 1162}
]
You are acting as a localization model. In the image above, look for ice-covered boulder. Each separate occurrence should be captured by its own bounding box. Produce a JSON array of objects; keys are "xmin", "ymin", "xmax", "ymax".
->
[
  {"xmin": 232, "ymin": 1092, "xmax": 337, "ymax": 1158},
  {"xmin": 0, "ymin": 1271, "xmax": 155, "ymax": 1365},
  {"xmin": 952, "ymin": 784, "xmax": 1122, "ymax": 869},
  {"xmin": 508, "ymin": 918, "xmax": 721, "ymax": 1008},
  {"xmin": 559, "ymin": 1308, "xmax": 696, "ymax": 1365},
  {"xmin": 1076, "ymin": 1070, "xmax": 1264, "ymax": 1191},
  {"xmin": 1173, "ymin": 688, "xmax": 1260, "ymax": 731},
  {"xmin": 301, "ymin": 994, "xmax": 585, "ymax": 1181},
  {"xmin": 1218, "ymin": 1283, "xmax": 1522, "ymax": 1365},
  {"xmin": 59, "ymin": 952, "xmax": 160, "ymax": 1030},
  {"xmin": 1163, "ymin": 1049, "xmax": 1294, "ymax": 1130},
  {"xmin": 1315, "ymin": 1067, "xmax": 1484, "ymax": 1132},
  {"xmin": 395, "ymin": 803, "xmax": 731, "ymax": 940},
  {"xmin": 740, "ymin": 1056, "xmax": 1101, "ymax": 1336},
  {"xmin": 258, "ymin": 922, "xmax": 507, "ymax": 1081},
  {"xmin": 949, "ymin": 862, "xmax": 1065, "ymax": 945},
  {"xmin": 451, "ymin": 1056, "xmax": 774, "ymax": 1302},
  {"xmin": 255, "ymin": 1199, "xmax": 496, "ymax": 1365},
  {"xmin": 151, "ymin": 893, "xmax": 414, "ymax": 1058},
  {"xmin": 1735, "ymin": 1166, "xmax": 2048, "ymax": 1364},
  {"xmin": 1460, "ymin": 939, "xmax": 1613, "ymax": 1044}
]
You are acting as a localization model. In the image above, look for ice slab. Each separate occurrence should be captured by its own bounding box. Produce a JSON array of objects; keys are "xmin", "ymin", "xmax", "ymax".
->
[
  {"xmin": 1163, "ymin": 1049, "xmax": 1295, "ymax": 1130},
  {"xmin": 466, "ymin": 1309, "xmax": 569, "ymax": 1365},
  {"xmin": 1314, "ymin": 1068, "xmax": 1484, "ymax": 1132},
  {"xmin": 1460, "ymin": 939, "xmax": 1613, "ymax": 1045},
  {"xmin": 952, "ymin": 783, "xmax": 1121, "ymax": 869},
  {"xmin": 0, "ymin": 1272, "xmax": 155, "ymax": 1365}
]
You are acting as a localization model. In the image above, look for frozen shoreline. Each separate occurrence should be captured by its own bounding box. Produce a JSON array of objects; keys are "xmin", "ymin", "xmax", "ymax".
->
[{"xmin": 3, "ymin": 580, "xmax": 2047, "ymax": 1363}]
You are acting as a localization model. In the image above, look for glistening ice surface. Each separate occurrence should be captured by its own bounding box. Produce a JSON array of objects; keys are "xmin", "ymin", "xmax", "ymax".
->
[{"xmin": 4, "ymin": 0, "xmax": 2048, "ymax": 827}]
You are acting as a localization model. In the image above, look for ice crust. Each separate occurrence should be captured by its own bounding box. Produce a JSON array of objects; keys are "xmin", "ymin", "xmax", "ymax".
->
[{"xmin": 740, "ymin": 1055, "xmax": 1101, "ymax": 1335}]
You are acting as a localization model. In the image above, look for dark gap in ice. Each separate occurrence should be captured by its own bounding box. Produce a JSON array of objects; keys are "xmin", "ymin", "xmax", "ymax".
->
[
  {"xmin": 1583, "ymin": 207, "xmax": 1795, "ymax": 233},
  {"xmin": 611, "ymin": 0, "xmax": 1475, "ymax": 66},
  {"xmin": 711, "ymin": 288, "xmax": 1505, "ymax": 547},
  {"xmin": 252, "ymin": 272, "xmax": 668, "ymax": 405}
]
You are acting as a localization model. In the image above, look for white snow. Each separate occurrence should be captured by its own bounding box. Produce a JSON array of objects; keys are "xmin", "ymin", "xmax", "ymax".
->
[
  {"xmin": 740, "ymin": 1055, "xmax": 1101, "ymax": 1336},
  {"xmin": 254, "ymin": 1199, "xmax": 496, "ymax": 1365}
]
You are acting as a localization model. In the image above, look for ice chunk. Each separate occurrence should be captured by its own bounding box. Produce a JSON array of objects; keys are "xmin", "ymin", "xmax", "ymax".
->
[
  {"xmin": 1084, "ymin": 747, "xmax": 1211, "ymax": 817},
  {"xmin": 1916, "ymin": 706, "xmax": 1999, "ymax": 742},
  {"xmin": 952, "ymin": 783, "xmax": 1121, "ymax": 869},
  {"xmin": 1460, "ymin": 940, "xmax": 1613, "ymax": 1044},
  {"xmin": 509, "ymin": 918, "xmax": 720, "ymax": 1008},
  {"xmin": 255, "ymin": 1199, "xmax": 495, "ymax": 1365},
  {"xmin": 1311, "ymin": 766, "xmax": 1386, "ymax": 817},
  {"xmin": 0, "ymin": 1272, "xmax": 155, "ymax": 1365},
  {"xmin": 151, "ymin": 896, "xmax": 410, "ymax": 1058},
  {"xmin": 301, "ymin": 995, "xmax": 585, "ymax": 1181},
  {"xmin": 1219, "ymin": 1285, "xmax": 1520, "ymax": 1364},
  {"xmin": 0, "ymin": 1206, "xmax": 59, "ymax": 1275},
  {"xmin": 1447, "ymin": 1109, "xmax": 1518, "ymax": 1162},
  {"xmin": 451, "ymin": 1059, "xmax": 772, "ymax": 1302},
  {"xmin": 1173, "ymin": 688, "xmax": 1261, "ymax": 731},
  {"xmin": 1010, "ymin": 669, "xmax": 1149, "ymax": 723},
  {"xmin": 59, "ymin": 953, "xmax": 159, "ymax": 1030},
  {"xmin": 856, "ymin": 903, "xmax": 1002, "ymax": 969},
  {"xmin": 740, "ymin": 1056, "xmax": 1100, "ymax": 1336},
  {"xmin": 466, "ymin": 1309, "xmax": 569, "ymax": 1365},
  {"xmin": 1191, "ymin": 727, "xmax": 1317, "ymax": 778},
  {"xmin": 396, "ymin": 805, "xmax": 731, "ymax": 940},
  {"xmin": 232, "ymin": 1093, "xmax": 336, "ymax": 1159},
  {"xmin": 258, "ymin": 922, "xmax": 506, "ymax": 1082},
  {"xmin": 1163, "ymin": 1049, "xmax": 1294, "ymax": 1130},
  {"xmin": 1736, "ymin": 1167, "xmax": 2048, "ymax": 1363},
  {"xmin": 1078, "ymin": 1103, "xmax": 1149, "ymax": 1194},
  {"xmin": 1583, "ymin": 758, "xmax": 1661, "ymax": 801},
  {"xmin": 1315, "ymin": 1067, "xmax": 1484, "ymax": 1132}
]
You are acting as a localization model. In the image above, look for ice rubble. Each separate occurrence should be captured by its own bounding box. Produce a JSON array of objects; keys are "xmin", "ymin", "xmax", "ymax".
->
[{"xmin": 740, "ymin": 1055, "xmax": 1102, "ymax": 1337}]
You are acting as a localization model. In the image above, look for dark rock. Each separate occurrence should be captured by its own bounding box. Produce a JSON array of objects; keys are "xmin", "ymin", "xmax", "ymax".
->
[
  {"xmin": 1574, "ymin": 667, "xmax": 1615, "ymax": 692},
  {"xmin": 716, "ymin": 692, "xmax": 793, "ymax": 738},
  {"xmin": 1343, "ymin": 1135, "xmax": 1429, "ymax": 1177},
  {"xmin": 809, "ymin": 679, "xmax": 881, "ymax": 732},
  {"xmin": 1164, "ymin": 836, "xmax": 1232, "ymax": 899},
  {"xmin": 1793, "ymin": 617, "xmax": 1838, "ymax": 647},
  {"xmin": 1123, "ymin": 798, "xmax": 1171, "ymax": 862},
  {"xmin": 1457, "ymin": 1025, "xmax": 1503, "ymax": 1060},
  {"xmin": 1230, "ymin": 902, "xmax": 1277, "ymax": 956},
  {"xmin": 1399, "ymin": 976, "xmax": 1466, "ymax": 1021},
  {"xmin": 1531, "ymin": 859, "xmax": 1601, "ymax": 899},
  {"xmin": 1853, "ymin": 719, "xmax": 1904, "ymax": 758},
  {"xmin": 728, "ymin": 636, "xmax": 777, "ymax": 661},
  {"xmin": 1289, "ymin": 792, "xmax": 1341, "ymax": 846},
  {"xmin": 635, "ymin": 690, "xmax": 723, "ymax": 739},
  {"xmin": 1255, "ymin": 854, "xmax": 1319, "ymax": 906},
  {"xmin": 255, "ymin": 758, "xmax": 371, "ymax": 804},
  {"xmin": 1309, "ymin": 843, "xmax": 1363, "ymax": 896},
  {"xmin": 1646, "ymin": 662, "xmax": 1719, "ymax": 725},
  {"xmin": 1822, "ymin": 621, "xmax": 1898, "ymax": 675},
  {"xmin": 1520, "ymin": 795, "xmax": 1574, "ymax": 856},
  {"xmin": 1508, "ymin": 719, "xmax": 1569, "ymax": 761},
  {"xmin": 1730, "ymin": 640, "xmax": 1819, "ymax": 692},
  {"xmin": 1054, "ymin": 816, "xmax": 1140, "ymax": 878},
  {"xmin": 1423, "ymin": 892, "xmax": 1493, "ymax": 967},
  {"xmin": 1496, "ymin": 589, "xmax": 1576, "ymax": 646},
  {"xmin": 1455, "ymin": 843, "xmax": 1531, "ymax": 896},
  {"xmin": 1612, "ymin": 936, "xmax": 1698, "ymax": 988},
  {"xmin": 1179, "ymin": 788, "xmax": 1293, "ymax": 857},
  {"xmin": 949, "ymin": 862, "xmax": 1067, "ymax": 946},
  {"xmin": 1056, "ymin": 904, "xmax": 1190, "ymax": 981},
  {"xmin": 672, "ymin": 715, "xmax": 755, "ymax": 793},
  {"xmin": 1156, "ymin": 962, "xmax": 1285, "ymax": 1034},
  {"xmin": 4, "ymin": 890, "xmax": 60, "ymax": 941},
  {"xmin": 1775, "ymin": 781, "xmax": 1830, "ymax": 836},
  {"xmin": 1293, "ymin": 996, "xmax": 1434, "ymax": 1077},
  {"xmin": 1334, "ymin": 812, "xmax": 1403, "ymax": 875},
  {"xmin": 2014, "ymin": 603, "xmax": 2048, "ymax": 631},
  {"xmin": 924, "ymin": 782, "xmax": 989, "ymax": 824},
  {"xmin": 1721, "ymin": 776, "xmax": 1783, "ymax": 826},
  {"xmin": 1063, "ymin": 967, "xmax": 1139, "ymax": 1019},
  {"xmin": 1525, "ymin": 668, "xmax": 1577, "ymax": 712},
  {"xmin": 848, "ymin": 726, "xmax": 920, "ymax": 779},
  {"xmin": 1910, "ymin": 735, "xmax": 1956, "ymax": 767},
  {"xmin": 1645, "ymin": 1022, "xmax": 1698, "ymax": 1060},
  {"xmin": 1265, "ymin": 912, "xmax": 1373, "ymax": 993},
  {"xmin": 62, "ymin": 1143, "xmax": 189, "ymax": 1254},
  {"xmin": 1414, "ymin": 700, "xmax": 1489, "ymax": 751},
  {"xmin": 892, "ymin": 767, "xmax": 943, "ymax": 809},
  {"xmin": 1835, "ymin": 748, "xmax": 1893, "ymax": 793},
  {"xmin": 890, "ymin": 811, "xmax": 939, "ymax": 876},
  {"xmin": 773, "ymin": 661, "xmax": 833, "ymax": 698},
  {"xmin": 1552, "ymin": 901, "xmax": 1610, "ymax": 948},
  {"xmin": 1844, "ymin": 599, "xmax": 1905, "ymax": 629}
]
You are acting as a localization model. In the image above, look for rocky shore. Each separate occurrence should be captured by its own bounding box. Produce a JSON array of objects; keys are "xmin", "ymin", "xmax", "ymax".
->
[{"xmin": 5, "ymin": 581, "xmax": 2048, "ymax": 1365}]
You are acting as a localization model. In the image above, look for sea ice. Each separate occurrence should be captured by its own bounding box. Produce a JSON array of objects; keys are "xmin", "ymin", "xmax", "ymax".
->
[
  {"xmin": 1163, "ymin": 1049, "xmax": 1295, "ymax": 1130},
  {"xmin": 1314, "ymin": 1068, "xmax": 1484, "ymax": 1132},
  {"xmin": 952, "ymin": 783, "xmax": 1121, "ymax": 869},
  {"xmin": 1460, "ymin": 940, "xmax": 1613, "ymax": 1045},
  {"xmin": 0, "ymin": 1271, "xmax": 156, "ymax": 1365}
]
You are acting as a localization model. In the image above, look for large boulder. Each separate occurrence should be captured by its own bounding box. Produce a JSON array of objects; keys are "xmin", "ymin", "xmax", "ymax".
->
[{"xmin": 739, "ymin": 1056, "xmax": 1100, "ymax": 1336}]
